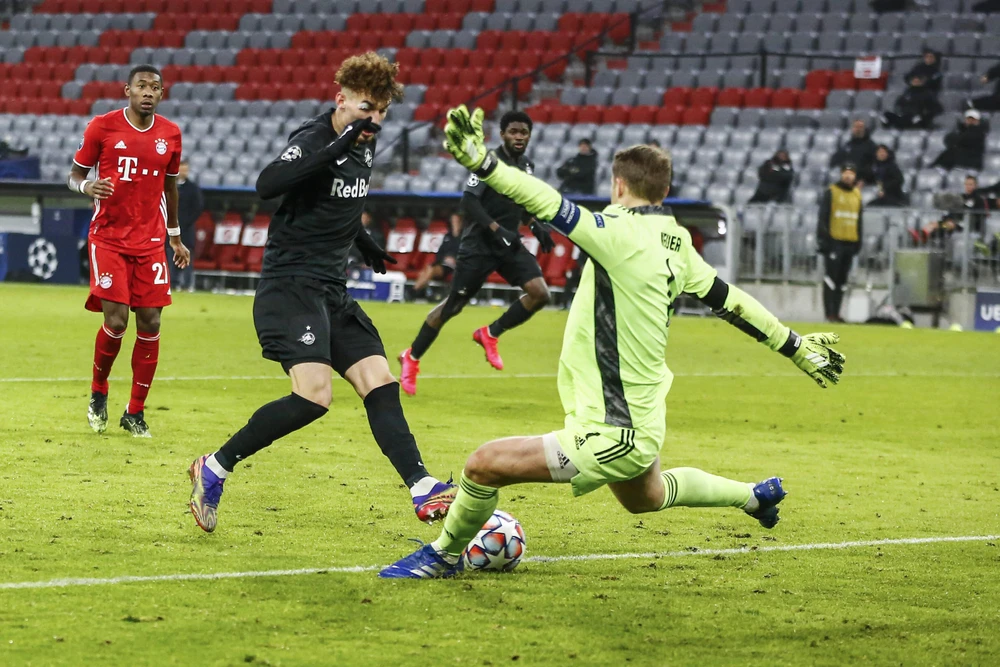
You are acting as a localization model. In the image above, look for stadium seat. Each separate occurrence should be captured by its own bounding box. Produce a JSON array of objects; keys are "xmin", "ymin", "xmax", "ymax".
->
[
  {"xmin": 210, "ymin": 216, "xmax": 245, "ymax": 272},
  {"xmin": 241, "ymin": 215, "xmax": 269, "ymax": 273}
]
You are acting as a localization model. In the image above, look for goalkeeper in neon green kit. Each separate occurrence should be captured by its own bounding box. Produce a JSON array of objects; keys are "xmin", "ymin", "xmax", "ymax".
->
[{"xmin": 380, "ymin": 106, "xmax": 846, "ymax": 579}]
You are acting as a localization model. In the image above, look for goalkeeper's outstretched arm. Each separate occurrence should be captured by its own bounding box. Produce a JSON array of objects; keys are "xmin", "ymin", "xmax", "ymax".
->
[{"xmin": 690, "ymin": 275, "xmax": 846, "ymax": 388}]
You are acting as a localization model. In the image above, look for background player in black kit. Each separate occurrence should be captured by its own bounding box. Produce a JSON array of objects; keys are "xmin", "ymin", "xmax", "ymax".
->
[
  {"xmin": 399, "ymin": 111, "xmax": 554, "ymax": 396},
  {"xmin": 411, "ymin": 211, "xmax": 464, "ymax": 297},
  {"xmin": 188, "ymin": 53, "xmax": 455, "ymax": 533}
]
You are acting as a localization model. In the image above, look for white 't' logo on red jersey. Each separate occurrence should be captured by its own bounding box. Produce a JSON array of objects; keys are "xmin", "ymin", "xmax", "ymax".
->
[{"xmin": 118, "ymin": 156, "xmax": 138, "ymax": 181}]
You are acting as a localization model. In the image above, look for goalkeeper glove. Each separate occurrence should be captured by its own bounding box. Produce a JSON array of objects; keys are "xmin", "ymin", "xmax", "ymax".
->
[
  {"xmin": 789, "ymin": 332, "xmax": 846, "ymax": 388},
  {"xmin": 443, "ymin": 105, "xmax": 498, "ymax": 178},
  {"xmin": 354, "ymin": 229, "xmax": 397, "ymax": 274},
  {"xmin": 530, "ymin": 221, "xmax": 555, "ymax": 253}
]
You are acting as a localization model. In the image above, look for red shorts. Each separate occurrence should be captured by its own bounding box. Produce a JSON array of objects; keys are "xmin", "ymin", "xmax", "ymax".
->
[{"xmin": 85, "ymin": 241, "xmax": 173, "ymax": 312}]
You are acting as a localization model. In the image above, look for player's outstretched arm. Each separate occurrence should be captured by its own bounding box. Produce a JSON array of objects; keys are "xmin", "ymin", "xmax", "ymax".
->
[
  {"xmin": 256, "ymin": 118, "xmax": 377, "ymax": 200},
  {"xmin": 692, "ymin": 273, "xmax": 846, "ymax": 388}
]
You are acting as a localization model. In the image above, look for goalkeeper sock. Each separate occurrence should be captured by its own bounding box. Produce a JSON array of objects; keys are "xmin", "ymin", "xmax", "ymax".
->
[
  {"xmin": 659, "ymin": 467, "xmax": 753, "ymax": 511},
  {"xmin": 488, "ymin": 298, "xmax": 534, "ymax": 338},
  {"xmin": 431, "ymin": 473, "xmax": 499, "ymax": 561}
]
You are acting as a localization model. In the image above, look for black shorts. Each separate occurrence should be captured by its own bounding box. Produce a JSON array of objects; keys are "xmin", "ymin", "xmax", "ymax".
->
[
  {"xmin": 450, "ymin": 244, "xmax": 543, "ymax": 299},
  {"xmin": 253, "ymin": 276, "xmax": 386, "ymax": 375}
]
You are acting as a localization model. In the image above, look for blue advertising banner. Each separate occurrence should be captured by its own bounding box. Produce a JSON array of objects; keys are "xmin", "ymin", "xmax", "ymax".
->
[
  {"xmin": 2, "ymin": 233, "xmax": 80, "ymax": 284},
  {"xmin": 346, "ymin": 268, "xmax": 406, "ymax": 303},
  {"xmin": 974, "ymin": 289, "xmax": 1000, "ymax": 332}
]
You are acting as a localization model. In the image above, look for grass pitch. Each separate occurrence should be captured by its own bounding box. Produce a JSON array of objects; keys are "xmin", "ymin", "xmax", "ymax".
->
[{"xmin": 1, "ymin": 283, "xmax": 998, "ymax": 666}]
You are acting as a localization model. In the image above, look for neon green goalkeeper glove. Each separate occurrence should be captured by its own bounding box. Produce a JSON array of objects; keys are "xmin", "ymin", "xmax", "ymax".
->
[
  {"xmin": 790, "ymin": 332, "xmax": 846, "ymax": 388},
  {"xmin": 443, "ymin": 105, "xmax": 498, "ymax": 176}
]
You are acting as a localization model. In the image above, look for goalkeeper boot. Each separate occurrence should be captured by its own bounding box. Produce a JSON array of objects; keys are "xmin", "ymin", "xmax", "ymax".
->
[
  {"xmin": 189, "ymin": 455, "xmax": 225, "ymax": 533},
  {"xmin": 398, "ymin": 348, "xmax": 420, "ymax": 396},
  {"xmin": 746, "ymin": 477, "xmax": 786, "ymax": 529},
  {"xmin": 88, "ymin": 391, "xmax": 108, "ymax": 433},
  {"xmin": 120, "ymin": 410, "xmax": 151, "ymax": 438},
  {"xmin": 379, "ymin": 543, "xmax": 463, "ymax": 579},
  {"xmin": 473, "ymin": 326, "xmax": 504, "ymax": 370},
  {"xmin": 413, "ymin": 476, "xmax": 456, "ymax": 524}
]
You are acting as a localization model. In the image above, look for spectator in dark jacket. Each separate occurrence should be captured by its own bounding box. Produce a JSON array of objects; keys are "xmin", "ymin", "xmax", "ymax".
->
[
  {"xmin": 830, "ymin": 119, "xmax": 878, "ymax": 184},
  {"xmin": 932, "ymin": 109, "xmax": 988, "ymax": 171},
  {"xmin": 867, "ymin": 145, "xmax": 908, "ymax": 208},
  {"xmin": 969, "ymin": 61, "xmax": 1000, "ymax": 112},
  {"xmin": 168, "ymin": 158, "xmax": 204, "ymax": 291},
  {"xmin": 904, "ymin": 49, "xmax": 943, "ymax": 93},
  {"xmin": 556, "ymin": 139, "xmax": 597, "ymax": 195},
  {"xmin": 972, "ymin": 0, "xmax": 1000, "ymax": 13},
  {"xmin": 881, "ymin": 74, "xmax": 943, "ymax": 129},
  {"xmin": 748, "ymin": 149, "xmax": 794, "ymax": 203}
]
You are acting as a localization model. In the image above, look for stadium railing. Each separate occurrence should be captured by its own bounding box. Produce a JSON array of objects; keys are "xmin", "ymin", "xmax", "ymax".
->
[{"xmin": 735, "ymin": 203, "xmax": 1000, "ymax": 294}]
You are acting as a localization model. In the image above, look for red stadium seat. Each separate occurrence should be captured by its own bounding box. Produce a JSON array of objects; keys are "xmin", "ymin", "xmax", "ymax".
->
[
  {"xmin": 523, "ymin": 105, "xmax": 552, "ymax": 123},
  {"xmin": 690, "ymin": 86, "xmax": 718, "ymax": 107},
  {"xmin": 499, "ymin": 31, "xmax": 526, "ymax": 50},
  {"xmin": 716, "ymin": 87, "xmax": 745, "ymax": 107},
  {"xmin": 457, "ymin": 68, "xmax": 484, "ymax": 87},
  {"xmin": 431, "ymin": 68, "xmax": 460, "ymax": 87},
  {"xmin": 548, "ymin": 105, "xmax": 578, "ymax": 124},
  {"xmin": 798, "ymin": 89, "xmax": 827, "ymax": 109},
  {"xmin": 543, "ymin": 233, "xmax": 575, "ymax": 287},
  {"xmin": 557, "ymin": 13, "xmax": 583, "ymax": 32},
  {"xmin": 581, "ymin": 14, "xmax": 610, "ymax": 34},
  {"xmin": 771, "ymin": 88, "xmax": 800, "ymax": 108},
  {"xmin": 576, "ymin": 105, "xmax": 603, "ymax": 123},
  {"xmin": 192, "ymin": 214, "xmax": 217, "ymax": 270},
  {"xmin": 234, "ymin": 84, "xmax": 259, "ymax": 101},
  {"xmin": 804, "ymin": 70, "xmax": 834, "ymax": 91},
  {"xmin": 346, "ymin": 14, "xmax": 370, "ymax": 32},
  {"xmin": 395, "ymin": 48, "xmax": 420, "ymax": 69},
  {"xmin": 437, "ymin": 13, "xmax": 464, "ymax": 31},
  {"xmin": 663, "ymin": 87, "xmax": 691, "ymax": 106},
  {"xmin": 388, "ymin": 14, "xmax": 415, "ymax": 32},
  {"xmin": 468, "ymin": 51, "xmax": 492, "ymax": 70},
  {"xmin": 413, "ymin": 14, "xmax": 438, "ymax": 30},
  {"xmin": 476, "ymin": 31, "xmax": 502, "ymax": 51},
  {"xmin": 425, "ymin": 0, "xmax": 448, "ymax": 12},
  {"xmin": 524, "ymin": 32, "xmax": 550, "ymax": 51},
  {"xmin": 831, "ymin": 70, "xmax": 857, "ymax": 90},
  {"xmin": 419, "ymin": 48, "xmax": 445, "ymax": 68},
  {"xmin": 608, "ymin": 13, "xmax": 632, "ymax": 43},
  {"xmin": 446, "ymin": 86, "xmax": 475, "ymax": 106},
  {"xmin": 629, "ymin": 106, "xmax": 657, "ymax": 124},
  {"xmin": 655, "ymin": 105, "xmax": 683, "ymax": 124},
  {"xmin": 856, "ymin": 73, "xmax": 888, "ymax": 90},
  {"xmin": 681, "ymin": 106, "xmax": 711, "ymax": 125},
  {"xmin": 743, "ymin": 87, "xmax": 773, "ymax": 107},
  {"xmin": 413, "ymin": 103, "xmax": 442, "ymax": 123},
  {"xmin": 604, "ymin": 105, "xmax": 629, "ymax": 124},
  {"xmin": 214, "ymin": 216, "xmax": 246, "ymax": 273},
  {"xmin": 469, "ymin": 0, "xmax": 493, "ymax": 10},
  {"xmin": 386, "ymin": 219, "xmax": 420, "ymax": 277},
  {"xmin": 241, "ymin": 216, "xmax": 269, "ymax": 273}
]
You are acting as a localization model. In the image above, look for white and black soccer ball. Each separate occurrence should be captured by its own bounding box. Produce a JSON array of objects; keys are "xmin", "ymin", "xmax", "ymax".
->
[
  {"xmin": 27, "ymin": 238, "xmax": 58, "ymax": 280},
  {"xmin": 462, "ymin": 510, "xmax": 526, "ymax": 572}
]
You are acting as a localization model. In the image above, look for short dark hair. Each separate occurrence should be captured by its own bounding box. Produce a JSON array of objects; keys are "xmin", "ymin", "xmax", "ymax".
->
[
  {"xmin": 612, "ymin": 145, "xmax": 672, "ymax": 203},
  {"xmin": 966, "ymin": 174, "xmax": 978, "ymax": 183},
  {"xmin": 500, "ymin": 110, "xmax": 532, "ymax": 132},
  {"xmin": 128, "ymin": 64, "xmax": 162, "ymax": 85}
]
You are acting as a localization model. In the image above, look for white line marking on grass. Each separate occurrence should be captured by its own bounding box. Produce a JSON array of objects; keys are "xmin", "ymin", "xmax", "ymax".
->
[
  {"xmin": 2, "ymin": 534, "xmax": 995, "ymax": 591},
  {"xmin": 2, "ymin": 371, "xmax": 998, "ymax": 384}
]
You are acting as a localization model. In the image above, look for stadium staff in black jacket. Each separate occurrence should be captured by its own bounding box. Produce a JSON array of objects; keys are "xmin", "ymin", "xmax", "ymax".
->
[
  {"xmin": 818, "ymin": 164, "xmax": 863, "ymax": 323},
  {"xmin": 969, "ymin": 61, "xmax": 1000, "ymax": 111},
  {"xmin": 748, "ymin": 149, "xmax": 794, "ymax": 203},
  {"xmin": 881, "ymin": 74, "xmax": 942, "ymax": 129},
  {"xmin": 556, "ymin": 139, "xmax": 597, "ymax": 194},
  {"xmin": 830, "ymin": 119, "xmax": 877, "ymax": 184},
  {"xmin": 867, "ymin": 145, "xmax": 907, "ymax": 208},
  {"xmin": 904, "ymin": 49, "xmax": 943, "ymax": 92},
  {"xmin": 933, "ymin": 109, "xmax": 988, "ymax": 171}
]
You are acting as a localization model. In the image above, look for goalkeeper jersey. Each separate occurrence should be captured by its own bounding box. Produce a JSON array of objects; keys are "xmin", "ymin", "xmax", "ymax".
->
[{"xmin": 478, "ymin": 163, "xmax": 718, "ymax": 437}]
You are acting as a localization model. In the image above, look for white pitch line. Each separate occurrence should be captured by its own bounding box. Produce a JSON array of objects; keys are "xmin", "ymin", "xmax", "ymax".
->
[
  {"xmin": 1, "ymin": 534, "xmax": 995, "ymax": 591},
  {"xmin": 1, "ymin": 371, "xmax": 998, "ymax": 384}
]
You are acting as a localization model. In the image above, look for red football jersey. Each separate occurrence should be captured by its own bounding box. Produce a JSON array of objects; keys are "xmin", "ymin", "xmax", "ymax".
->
[{"xmin": 73, "ymin": 108, "xmax": 183, "ymax": 255}]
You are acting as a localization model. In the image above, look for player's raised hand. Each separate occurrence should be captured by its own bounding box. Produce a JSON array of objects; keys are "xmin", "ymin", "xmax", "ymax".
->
[
  {"xmin": 530, "ymin": 221, "xmax": 555, "ymax": 253},
  {"xmin": 790, "ymin": 332, "xmax": 845, "ymax": 388},
  {"xmin": 354, "ymin": 229, "xmax": 397, "ymax": 274},
  {"xmin": 170, "ymin": 237, "xmax": 191, "ymax": 269},
  {"xmin": 443, "ymin": 105, "xmax": 491, "ymax": 173},
  {"xmin": 87, "ymin": 177, "xmax": 114, "ymax": 200}
]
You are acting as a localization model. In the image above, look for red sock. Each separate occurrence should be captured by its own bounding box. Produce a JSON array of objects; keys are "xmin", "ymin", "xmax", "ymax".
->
[
  {"xmin": 91, "ymin": 324, "xmax": 125, "ymax": 395},
  {"xmin": 128, "ymin": 330, "xmax": 160, "ymax": 414}
]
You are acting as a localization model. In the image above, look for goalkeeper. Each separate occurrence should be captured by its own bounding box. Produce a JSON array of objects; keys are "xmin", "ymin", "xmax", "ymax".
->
[{"xmin": 381, "ymin": 106, "xmax": 846, "ymax": 579}]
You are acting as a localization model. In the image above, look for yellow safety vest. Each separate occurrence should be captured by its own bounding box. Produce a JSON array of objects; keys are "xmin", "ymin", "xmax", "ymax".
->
[{"xmin": 828, "ymin": 184, "xmax": 861, "ymax": 242}]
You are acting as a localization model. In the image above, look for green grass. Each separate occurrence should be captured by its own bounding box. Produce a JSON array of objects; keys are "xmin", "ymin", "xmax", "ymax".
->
[{"xmin": 1, "ymin": 282, "xmax": 999, "ymax": 666}]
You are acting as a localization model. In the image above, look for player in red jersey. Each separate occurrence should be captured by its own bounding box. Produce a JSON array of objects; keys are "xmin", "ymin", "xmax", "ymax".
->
[{"xmin": 67, "ymin": 65, "xmax": 190, "ymax": 438}]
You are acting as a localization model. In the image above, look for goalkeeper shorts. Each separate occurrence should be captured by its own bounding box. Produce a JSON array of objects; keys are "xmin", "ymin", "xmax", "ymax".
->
[{"xmin": 544, "ymin": 418, "xmax": 661, "ymax": 497}]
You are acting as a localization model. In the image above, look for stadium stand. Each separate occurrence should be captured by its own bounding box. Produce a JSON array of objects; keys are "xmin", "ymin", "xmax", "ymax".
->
[{"xmin": 2, "ymin": 0, "xmax": 999, "ymax": 286}]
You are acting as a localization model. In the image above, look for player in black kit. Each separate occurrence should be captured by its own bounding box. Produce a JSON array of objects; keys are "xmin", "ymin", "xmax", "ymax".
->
[
  {"xmin": 412, "ymin": 211, "xmax": 464, "ymax": 297},
  {"xmin": 188, "ymin": 53, "xmax": 456, "ymax": 533},
  {"xmin": 399, "ymin": 111, "xmax": 554, "ymax": 396}
]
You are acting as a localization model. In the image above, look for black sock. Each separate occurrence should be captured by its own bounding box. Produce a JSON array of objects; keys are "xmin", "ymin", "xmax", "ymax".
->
[
  {"xmin": 364, "ymin": 382, "xmax": 428, "ymax": 487},
  {"xmin": 215, "ymin": 393, "xmax": 328, "ymax": 471},
  {"xmin": 410, "ymin": 322, "xmax": 439, "ymax": 360},
  {"xmin": 488, "ymin": 299, "xmax": 534, "ymax": 338}
]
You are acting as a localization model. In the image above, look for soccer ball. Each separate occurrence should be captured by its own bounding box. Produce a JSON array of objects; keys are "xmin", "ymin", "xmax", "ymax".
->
[{"xmin": 462, "ymin": 510, "xmax": 526, "ymax": 572}]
